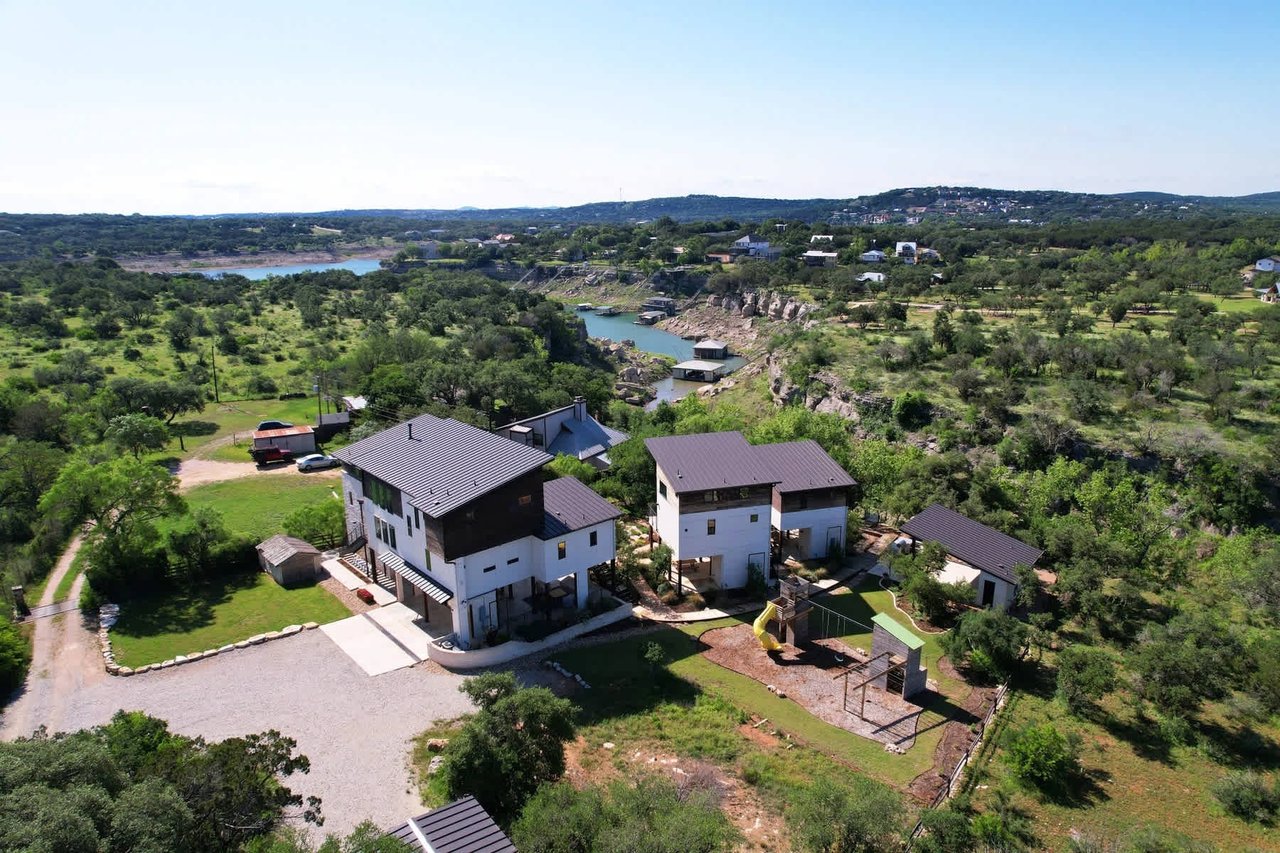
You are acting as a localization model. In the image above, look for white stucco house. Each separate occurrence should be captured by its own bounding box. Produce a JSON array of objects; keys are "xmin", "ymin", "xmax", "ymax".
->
[
  {"xmin": 645, "ymin": 432, "xmax": 856, "ymax": 589},
  {"xmin": 731, "ymin": 233, "xmax": 780, "ymax": 260},
  {"xmin": 895, "ymin": 241, "xmax": 918, "ymax": 263},
  {"xmin": 859, "ymin": 249, "xmax": 887, "ymax": 263},
  {"xmin": 334, "ymin": 415, "xmax": 620, "ymax": 650},
  {"xmin": 899, "ymin": 503, "xmax": 1043, "ymax": 609}
]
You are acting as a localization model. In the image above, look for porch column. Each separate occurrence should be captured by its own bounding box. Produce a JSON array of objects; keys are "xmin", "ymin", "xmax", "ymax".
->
[{"xmin": 575, "ymin": 569, "xmax": 588, "ymax": 610}]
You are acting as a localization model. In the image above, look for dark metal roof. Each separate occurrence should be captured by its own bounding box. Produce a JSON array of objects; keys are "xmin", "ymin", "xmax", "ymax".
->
[
  {"xmin": 749, "ymin": 440, "xmax": 857, "ymax": 494},
  {"xmin": 333, "ymin": 415, "xmax": 551, "ymax": 519},
  {"xmin": 645, "ymin": 432, "xmax": 781, "ymax": 493},
  {"xmin": 547, "ymin": 418, "xmax": 630, "ymax": 461},
  {"xmin": 381, "ymin": 552, "xmax": 452, "ymax": 603},
  {"xmin": 900, "ymin": 504, "xmax": 1042, "ymax": 584},
  {"xmin": 541, "ymin": 476, "xmax": 622, "ymax": 539},
  {"xmin": 387, "ymin": 796, "xmax": 515, "ymax": 853}
]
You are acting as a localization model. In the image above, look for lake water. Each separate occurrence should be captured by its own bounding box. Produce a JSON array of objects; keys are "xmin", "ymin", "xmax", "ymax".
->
[
  {"xmin": 573, "ymin": 308, "xmax": 745, "ymax": 407},
  {"xmin": 197, "ymin": 258, "xmax": 383, "ymax": 279}
]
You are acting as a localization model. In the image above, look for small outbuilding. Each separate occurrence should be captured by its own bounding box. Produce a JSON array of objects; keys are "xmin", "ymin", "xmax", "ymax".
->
[
  {"xmin": 252, "ymin": 425, "xmax": 317, "ymax": 455},
  {"xmin": 257, "ymin": 534, "xmax": 321, "ymax": 586},
  {"xmin": 672, "ymin": 359, "xmax": 730, "ymax": 382}
]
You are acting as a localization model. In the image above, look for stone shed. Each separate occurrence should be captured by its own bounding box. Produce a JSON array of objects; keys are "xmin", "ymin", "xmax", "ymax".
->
[{"xmin": 257, "ymin": 535, "xmax": 321, "ymax": 586}]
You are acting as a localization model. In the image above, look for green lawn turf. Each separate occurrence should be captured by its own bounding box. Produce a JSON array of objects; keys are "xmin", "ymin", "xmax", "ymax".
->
[
  {"xmin": 109, "ymin": 571, "xmax": 350, "ymax": 666},
  {"xmin": 50, "ymin": 548, "xmax": 87, "ymax": 603},
  {"xmin": 168, "ymin": 396, "xmax": 323, "ymax": 459},
  {"xmin": 179, "ymin": 476, "xmax": 339, "ymax": 541},
  {"xmin": 969, "ymin": 669, "xmax": 1280, "ymax": 852}
]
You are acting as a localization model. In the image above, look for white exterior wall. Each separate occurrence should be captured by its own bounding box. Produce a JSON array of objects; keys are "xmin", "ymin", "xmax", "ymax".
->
[
  {"xmin": 654, "ymin": 469, "xmax": 681, "ymax": 547},
  {"xmin": 1256, "ymin": 258, "xmax": 1278, "ymax": 272},
  {"xmin": 670, "ymin": 505, "xmax": 770, "ymax": 588},
  {"xmin": 773, "ymin": 504, "xmax": 848, "ymax": 560}
]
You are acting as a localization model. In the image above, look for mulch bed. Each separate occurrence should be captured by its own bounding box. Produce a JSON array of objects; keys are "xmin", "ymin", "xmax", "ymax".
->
[
  {"xmin": 905, "ymin": 655, "xmax": 1000, "ymax": 803},
  {"xmin": 700, "ymin": 624, "xmax": 924, "ymax": 750}
]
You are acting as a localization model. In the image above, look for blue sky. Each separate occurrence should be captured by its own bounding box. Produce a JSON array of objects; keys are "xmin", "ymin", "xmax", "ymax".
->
[{"xmin": 1, "ymin": 0, "xmax": 1277, "ymax": 214}]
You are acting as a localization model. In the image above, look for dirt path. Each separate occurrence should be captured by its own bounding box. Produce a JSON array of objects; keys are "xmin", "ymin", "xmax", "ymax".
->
[
  {"xmin": 175, "ymin": 457, "xmax": 341, "ymax": 491},
  {"xmin": 2, "ymin": 547, "xmax": 104, "ymax": 740}
]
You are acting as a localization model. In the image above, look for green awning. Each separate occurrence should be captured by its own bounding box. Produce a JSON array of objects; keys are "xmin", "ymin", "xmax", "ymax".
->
[{"xmin": 872, "ymin": 613, "xmax": 924, "ymax": 650}]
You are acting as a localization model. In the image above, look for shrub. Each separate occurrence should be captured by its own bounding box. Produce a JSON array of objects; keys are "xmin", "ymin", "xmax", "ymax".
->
[
  {"xmin": 1055, "ymin": 645, "xmax": 1117, "ymax": 714},
  {"xmin": 1211, "ymin": 771, "xmax": 1279, "ymax": 823},
  {"xmin": 942, "ymin": 608, "xmax": 1028, "ymax": 681},
  {"xmin": 1004, "ymin": 723, "xmax": 1080, "ymax": 792},
  {"xmin": 746, "ymin": 563, "xmax": 767, "ymax": 598},
  {"xmin": 0, "ymin": 613, "xmax": 31, "ymax": 696},
  {"xmin": 892, "ymin": 390, "xmax": 932, "ymax": 429},
  {"xmin": 790, "ymin": 776, "xmax": 906, "ymax": 853}
]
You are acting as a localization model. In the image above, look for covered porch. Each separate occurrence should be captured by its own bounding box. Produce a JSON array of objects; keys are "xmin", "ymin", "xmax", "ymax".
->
[
  {"xmin": 379, "ymin": 551, "xmax": 456, "ymax": 639},
  {"xmin": 474, "ymin": 573, "xmax": 604, "ymax": 644}
]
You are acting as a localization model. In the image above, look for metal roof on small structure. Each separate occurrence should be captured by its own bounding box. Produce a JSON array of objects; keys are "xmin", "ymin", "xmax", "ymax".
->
[
  {"xmin": 673, "ymin": 359, "xmax": 728, "ymax": 372},
  {"xmin": 256, "ymin": 535, "xmax": 320, "ymax": 565},
  {"xmin": 872, "ymin": 613, "xmax": 924, "ymax": 650},
  {"xmin": 253, "ymin": 425, "xmax": 314, "ymax": 440},
  {"xmin": 750, "ymin": 440, "xmax": 857, "ymax": 494},
  {"xmin": 334, "ymin": 415, "xmax": 550, "ymax": 519},
  {"xmin": 386, "ymin": 796, "xmax": 515, "ymax": 853},
  {"xmin": 381, "ymin": 552, "xmax": 452, "ymax": 603},
  {"xmin": 900, "ymin": 503, "xmax": 1042, "ymax": 585},
  {"xmin": 541, "ymin": 476, "xmax": 621, "ymax": 539},
  {"xmin": 694, "ymin": 339, "xmax": 727, "ymax": 350},
  {"xmin": 547, "ymin": 418, "xmax": 629, "ymax": 461},
  {"xmin": 646, "ymin": 432, "xmax": 781, "ymax": 493}
]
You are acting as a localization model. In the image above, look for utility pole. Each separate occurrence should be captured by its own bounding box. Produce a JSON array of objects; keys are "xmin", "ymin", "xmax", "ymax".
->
[
  {"xmin": 315, "ymin": 373, "xmax": 322, "ymax": 423},
  {"xmin": 211, "ymin": 340, "xmax": 220, "ymax": 403}
]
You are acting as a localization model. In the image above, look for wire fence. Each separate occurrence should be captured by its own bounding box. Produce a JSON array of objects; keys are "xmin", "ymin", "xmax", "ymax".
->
[{"xmin": 907, "ymin": 678, "xmax": 1013, "ymax": 848}]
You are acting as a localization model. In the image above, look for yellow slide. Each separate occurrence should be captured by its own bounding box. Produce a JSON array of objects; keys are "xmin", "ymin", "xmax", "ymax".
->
[{"xmin": 753, "ymin": 601, "xmax": 783, "ymax": 651}]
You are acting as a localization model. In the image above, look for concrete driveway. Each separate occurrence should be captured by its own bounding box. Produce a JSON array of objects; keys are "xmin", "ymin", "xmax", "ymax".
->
[
  {"xmin": 2, "ymin": 630, "xmax": 473, "ymax": 836},
  {"xmin": 322, "ymin": 604, "xmax": 437, "ymax": 676}
]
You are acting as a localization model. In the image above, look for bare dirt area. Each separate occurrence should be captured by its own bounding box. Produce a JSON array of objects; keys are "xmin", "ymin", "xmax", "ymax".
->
[
  {"xmin": 564, "ymin": 736, "xmax": 790, "ymax": 852},
  {"xmin": 658, "ymin": 305, "xmax": 762, "ymax": 355},
  {"xmin": 174, "ymin": 457, "xmax": 341, "ymax": 490},
  {"xmin": 700, "ymin": 624, "xmax": 922, "ymax": 750},
  {"xmin": 906, "ymin": 656, "xmax": 998, "ymax": 803},
  {"xmin": 116, "ymin": 245, "xmax": 396, "ymax": 274}
]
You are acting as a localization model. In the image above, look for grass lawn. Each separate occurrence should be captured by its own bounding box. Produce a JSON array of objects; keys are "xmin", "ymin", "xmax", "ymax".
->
[
  {"xmin": 180, "ymin": 476, "xmax": 339, "ymax": 540},
  {"xmin": 970, "ymin": 671, "xmax": 1280, "ymax": 852},
  {"xmin": 50, "ymin": 548, "xmax": 87, "ymax": 603},
  {"xmin": 168, "ymin": 396, "xmax": 322, "ymax": 459},
  {"xmin": 109, "ymin": 572, "xmax": 350, "ymax": 666}
]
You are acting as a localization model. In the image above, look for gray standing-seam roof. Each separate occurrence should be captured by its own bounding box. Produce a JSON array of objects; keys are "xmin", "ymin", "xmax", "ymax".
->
[
  {"xmin": 256, "ymin": 535, "xmax": 320, "ymax": 565},
  {"xmin": 750, "ymin": 440, "xmax": 857, "ymax": 493},
  {"xmin": 541, "ymin": 476, "xmax": 622, "ymax": 539},
  {"xmin": 900, "ymin": 503, "xmax": 1043, "ymax": 585},
  {"xmin": 386, "ymin": 796, "xmax": 515, "ymax": 853},
  {"xmin": 333, "ymin": 415, "xmax": 551, "ymax": 519},
  {"xmin": 646, "ymin": 432, "xmax": 781, "ymax": 493},
  {"xmin": 694, "ymin": 339, "xmax": 727, "ymax": 350},
  {"xmin": 547, "ymin": 417, "xmax": 630, "ymax": 461}
]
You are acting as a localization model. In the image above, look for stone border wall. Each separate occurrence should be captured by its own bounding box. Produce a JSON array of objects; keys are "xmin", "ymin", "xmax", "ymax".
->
[{"xmin": 97, "ymin": 602, "xmax": 322, "ymax": 677}]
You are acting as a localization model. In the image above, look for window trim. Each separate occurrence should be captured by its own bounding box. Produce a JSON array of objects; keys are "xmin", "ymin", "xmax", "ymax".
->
[
  {"xmin": 557, "ymin": 541, "xmax": 567, "ymax": 560},
  {"xmin": 707, "ymin": 519, "xmax": 716, "ymax": 536}
]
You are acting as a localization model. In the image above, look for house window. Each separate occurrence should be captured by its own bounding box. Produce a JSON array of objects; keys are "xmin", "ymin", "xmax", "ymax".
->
[
  {"xmin": 423, "ymin": 550, "xmax": 432, "ymax": 573},
  {"xmin": 659, "ymin": 481, "xmax": 667, "ymax": 498},
  {"xmin": 413, "ymin": 507, "xmax": 421, "ymax": 529},
  {"xmin": 507, "ymin": 557, "xmax": 519, "ymax": 565},
  {"xmin": 799, "ymin": 494, "xmax": 809, "ymax": 510},
  {"xmin": 364, "ymin": 476, "xmax": 400, "ymax": 513},
  {"xmin": 704, "ymin": 490, "xmax": 717, "ymax": 503},
  {"xmin": 739, "ymin": 487, "xmax": 749, "ymax": 499},
  {"xmin": 347, "ymin": 492, "xmax": 353, "ymax": 505},
  {"xmin": 518, "ymin": 494, "xmax": 532, "ymax": 507},
  {"xmin": 750, "ymin": 513, "xmax": 759, "ymax": 523},
  {"xmin": 707, "ymin": 519, "xmax": 716, "ymax": 535},
  {"xmin": 405, "ymin": 512, "xmax": 412, "ymax": 537},
  {"xmin": 589, "ymin": 530, "xmax": 598, "ymax": 547},
  {"xmin": 557, "ymin": 541, "xmax": 567, "ymax": 560},
  {"xmin": 483, "ymin": 565, "xmax": 496, "ymax": 573},
  {"xmin": 533, "ymin": 431, "xmax": 544, "ymax": 447},
  {"xmin": 465, "ymin": 509, "xmax": 476, "ymax": 522}
]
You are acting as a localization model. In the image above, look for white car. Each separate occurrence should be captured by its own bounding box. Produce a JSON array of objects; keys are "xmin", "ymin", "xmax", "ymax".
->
[{"xmin": 296, "ymin": 453, "xmax": 340, "ymax": 472}]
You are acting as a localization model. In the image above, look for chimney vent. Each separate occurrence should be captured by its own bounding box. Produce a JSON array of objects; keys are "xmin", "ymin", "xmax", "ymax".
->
[{"xmin": 407, "ymin": 421, "xmax": 414, "ymax": 440}]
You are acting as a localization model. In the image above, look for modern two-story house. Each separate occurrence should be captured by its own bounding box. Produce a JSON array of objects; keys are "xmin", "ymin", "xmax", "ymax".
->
[
  {"xmin": 494, "ymin": 395, "xmax": 628, "ymax": 470},
  {"xmin": 645, "ymin": 432, "xmax": 856, "ymax": 588},
  {"xmin": 335, "ymin": 414, "xmax": 620, "ymax": 649}
]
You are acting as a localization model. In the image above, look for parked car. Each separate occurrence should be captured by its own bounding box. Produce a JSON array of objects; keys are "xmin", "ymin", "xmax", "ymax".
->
[
  {"xmin": 250, "ymin": 446, "xmax": 294, "ymax": 466},
  {"xmin": 256, "ymin": 420, "xmax": 294, "ymax": 431},
  {"xmin": 296, "ymin": 453, "xmax": 341, "ymax": 472}
]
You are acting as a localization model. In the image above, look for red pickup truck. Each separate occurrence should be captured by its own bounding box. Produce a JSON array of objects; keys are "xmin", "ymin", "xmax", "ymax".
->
[{"xmin": 249, "ymin": 446, "xmax": 294, "ymax": 466}]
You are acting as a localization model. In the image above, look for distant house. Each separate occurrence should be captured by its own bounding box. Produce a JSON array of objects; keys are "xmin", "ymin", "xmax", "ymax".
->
[
  {"xmin": 895, "ymin": 242, "xmax": 918, "ymax": 264},
  {"xmin": 494, "ymin": 396, "xmax": 629, "ymax": 470},
  {"xmin": 856, "ymin": 271, "xmax": 886, "ymax": 284},
  {"xmin": 257, "ymin": 535, "xmax": 321, "ymax": 586},
  {"xmin": 1254, "ymin": 256, "xmax": 1280, "ymax": 272},
  {"xmin": 732, "ymin": 234, "xmax": 779, "ymax": 260},
  {"xmin": 1259, "ymin": 282, "xmax": 1280, "ymax": 304},
  {"xmin": 672, "ymin": 359, "xmax": 730, "ymax": 382},
  {"xmin": 341, "ymin": 395, "xmax": 368, "ymax": 413},
  {"xmin": 706, "ymin": 251, "xmax": 734, "ymax": 264},
  {"xmin": 386, "ymin": 796, "xmax": 515, "ymax": 853},
  {"xmin": 493, "ymin": 233, "xmax": 516, "ymax": 243},
  {"xmin": 642, "ymin": 295, "xmax": 678, "ymax": 315},
  {"xmin": 918, "ymin": 247, "xmax": 941, "ymax": 263},
  {"xmin": 859, "ymin": 249, "xmax": 886, "ymax": 263},
  {"xmin": 810, "ymin": 234, "xmax": 834, "ymax": 243},
  {"xmin": 802, "ymin": 250, "xmax": 838, "ymax": 268},
  {"xmin": 692, "ymin": 339, "xmax": 729, "ymax": 360},
  {"xmin": 899, "ymin": 504, "xmax": 1043, "ymax": 609}
]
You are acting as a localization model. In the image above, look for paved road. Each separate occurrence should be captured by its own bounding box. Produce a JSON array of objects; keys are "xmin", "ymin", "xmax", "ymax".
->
[{"xmin": 3, "ymin": 630, "xmax": 473, "ymax": 835}]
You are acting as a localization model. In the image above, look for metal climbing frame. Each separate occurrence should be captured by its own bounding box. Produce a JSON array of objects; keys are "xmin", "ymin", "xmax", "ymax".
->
[
  {"xmin": 806, "ymin": 599, "xmax": 874, "ymax": 642},
  {"xmin": 834, "ymin": 651, "xmax": 908, "ymax": 718}
]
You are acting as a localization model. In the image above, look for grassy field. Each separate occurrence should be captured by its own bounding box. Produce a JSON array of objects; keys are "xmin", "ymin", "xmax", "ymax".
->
[
  {"xmin": 167, "ymin": 396, "xmax": 323, "ymax": 460},
  {"xmin": 109, "ymin": 571, "xmax": 349, "ymax": 666},
  {"xmin": 180, "ymin": 476, "xmax": 339, "ymax": 540},
  {"xmin": 969, "ymin": 669, "xmax": 1280, "ymax": 852}
]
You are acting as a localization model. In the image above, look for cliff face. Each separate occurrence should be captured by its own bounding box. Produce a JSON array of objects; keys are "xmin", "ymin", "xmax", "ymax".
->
[{"xmin": 706, "ymin": 290, "xmax": 817, "ymax": 323}]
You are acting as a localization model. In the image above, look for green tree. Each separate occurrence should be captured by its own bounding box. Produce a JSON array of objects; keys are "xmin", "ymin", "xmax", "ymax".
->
[
  {"xmin": 0, "ymin": 612, "xmax": 31, "ymax": 696},
  {"xmin": 941, "ymin": 608, "xmax": 1028, "ymax": 681},
  {"xmin": 283, "ymin": 500, "xmax": 346, "ymax": 550},
  {"xmin": 1130, "ymin": 612, "xmax": 1243, "ymax": 717},
  {"xmin": 105, "ymin": 413, "xmax": 170, "ymax": 459},
  {"xmin": 547, "ymin": 453, "xmax": 598, "ymax": 484},
  {"xmin": 443, "ymin": 678, "xmax": 577, "ymax": 822},
  {"xmin": 789, "ymin": 776, "xmax": 906, "ymax": 853},
  {"xmin": 1055, "ymin": 645, "xmax": 1117, "ymax": 714},
  {"xmin": 1004, "ymin": 723, "xmax": 1080, "ymax": 793}
]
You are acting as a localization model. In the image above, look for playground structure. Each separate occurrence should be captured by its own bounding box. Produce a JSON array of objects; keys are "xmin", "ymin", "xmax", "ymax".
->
[
  {"xmin": 755, "ymin": 575, "xmax": 815, "ymax": 648},
  {"xmin": 834, "ymin": 613, "xmax": 928, "ymax": 716}
]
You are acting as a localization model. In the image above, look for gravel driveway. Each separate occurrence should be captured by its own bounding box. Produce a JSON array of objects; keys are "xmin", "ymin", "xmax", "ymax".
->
[{"xmin": 4, "ymin": 630, "xmax": 474, "ymax": 837}]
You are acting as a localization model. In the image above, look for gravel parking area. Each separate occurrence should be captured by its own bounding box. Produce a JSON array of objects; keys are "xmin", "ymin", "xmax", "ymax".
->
[{"xmin": 19, "ymin": 630, "xmax": 473, "ymax": 836}]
